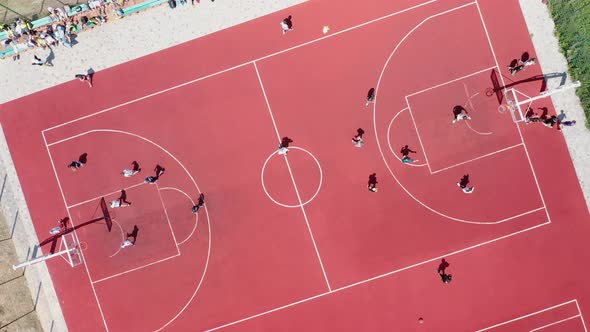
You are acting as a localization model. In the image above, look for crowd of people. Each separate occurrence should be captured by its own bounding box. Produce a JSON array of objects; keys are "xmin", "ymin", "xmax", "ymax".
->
[{"xmin": 0, "ymin": 0, "xmax": 131, "ymax": 63}]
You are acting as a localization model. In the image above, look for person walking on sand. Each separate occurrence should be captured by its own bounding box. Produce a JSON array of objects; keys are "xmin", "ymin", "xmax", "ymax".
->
[
  {"xmin": 368, "ymin": 173, "xmax": 378, "ymax": 192},
  {"xmin": 452, "ymin": 105, "xmax": 471, "ymax": 123},
  {"xmin": 457, "ymin": 174, "xmax": 474, "ymax": 194},
  {"xmin": 75, "ymin": 73, "xmax": 93, "ymax": 87},
  {"xmin": 352, "ymin": 128, "xmax": 365, "ymax": 148},
  {"xmin": 281, "ymin": 15, "xmax": 293, "ymax": 34},
  {"xmin": 400, "ymin": 145, "xmax": 418, "ymax": 163},
  {"xmin": 31, "ymin": 54, "xmax": 51, "ymax": 66}
]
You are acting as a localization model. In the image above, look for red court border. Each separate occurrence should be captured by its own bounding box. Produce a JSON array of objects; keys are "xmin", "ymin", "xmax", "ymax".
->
[{"xmin": 32, "ymin": 0, "xmax": 569, "ymax": 330}]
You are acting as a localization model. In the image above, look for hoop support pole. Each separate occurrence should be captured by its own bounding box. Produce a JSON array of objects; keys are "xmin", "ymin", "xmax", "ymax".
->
[
  {"xmin": 13, "ymin": 247, "xmax": 76, "ymax": 270},
  {"xmin": 516, "ymin": 81, "xmax": 581, "ymax": 106}
]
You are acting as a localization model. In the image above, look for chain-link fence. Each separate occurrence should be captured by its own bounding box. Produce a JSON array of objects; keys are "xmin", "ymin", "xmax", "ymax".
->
[{"xmin": 0, "ymin": 0, "xmax": 85, "ymax": 24}]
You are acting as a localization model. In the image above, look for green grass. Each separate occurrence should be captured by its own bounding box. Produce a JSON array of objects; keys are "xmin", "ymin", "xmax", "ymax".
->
[{"xmin": 549, "ymin": 0, "xmax": 590, "ymax": 128}]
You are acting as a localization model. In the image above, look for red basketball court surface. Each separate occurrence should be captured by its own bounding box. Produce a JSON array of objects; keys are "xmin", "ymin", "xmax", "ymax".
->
[{"xmin": 1, "ymin": 0, "xmax": 589, "ymax": 331}]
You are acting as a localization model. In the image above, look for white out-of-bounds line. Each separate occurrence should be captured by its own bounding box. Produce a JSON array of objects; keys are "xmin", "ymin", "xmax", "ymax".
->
[
  {"xmin": 406, "ymin": 65, "xmax": 496, "ymax": 98},
  {"xmin": 575, "ymin": 299, "xmax": 589, "ymax": 332},
  {"xmin": 155, "ymin": 183, "xmax": 181, "ymax": 253},
  {"xmin": 404, "ymin": 99, "xmax": 432, "ymax": 173},
  {"xmin": 474, "ymin": 299, "xmax": 577, "ymax": 332},
  {"xmin": 253, "ymin": 61, "xmax": 332, "ymax": 291},
  {"xmin": 42, "ymin": 0, "xmax": 438, "ymax": 135},
  {"xmin": 91, "ymin": 253, "xmax": 181, "ymax": 284},
  {"xmin": 474, "ymin": 1, "xmax": 551, "ymax": 225},
  {"xmin": 67, "ymin": 181, "xmax": 145, "ymax": 209},
  {"xmin": 207, "ymin": 221, "xmax": 550, "ymax": 331},
  {"xmin": 42, "ymin": 132, "xmax": 111, "ymax": 332},
  {"xmin": 430, "ymin": 143, "xmax": 523, "ymax": 174},
  {"xmin": 530, "ymin": 315, "xmax": 581, "ymax": 332}
]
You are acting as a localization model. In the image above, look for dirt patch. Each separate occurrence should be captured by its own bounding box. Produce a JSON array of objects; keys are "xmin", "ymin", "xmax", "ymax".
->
[{"xmin": 0, "ymin": 213, "xmax": 42, "ymax": 332}]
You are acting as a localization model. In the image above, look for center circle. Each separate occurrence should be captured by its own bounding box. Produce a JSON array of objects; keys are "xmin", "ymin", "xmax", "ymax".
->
[{"xmin": 261, "ymin": 146, "xmax": 323, "ymax": 208}]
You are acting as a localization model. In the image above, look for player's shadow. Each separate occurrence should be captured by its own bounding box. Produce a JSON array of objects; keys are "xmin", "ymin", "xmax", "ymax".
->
[
  {"xmin": 127, "ymin": 225, "xmax": 139, "ymax": 245},
  {"xmin": 458, "ymin": 174, "xmax": 470, "ymax": 188},
  {"xmin": 452, "ymin": 105, "xmax": 466, "ymax": 117},
  {"xmin": 538, "ymin": 107, "xmax": 549, "ymax": 119},
  {"xmin": 437, "ymin": 258, "xmax": 450, "ymax": 274},
  {"xmin": 368, "ymin": 173, "xmax": 378, "ymax": 186},
  {"xmin": 78, "ymin": 153, "xmax": 88, "ymax": 164}
]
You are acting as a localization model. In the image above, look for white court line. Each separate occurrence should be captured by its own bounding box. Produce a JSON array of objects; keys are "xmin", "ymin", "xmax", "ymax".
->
[
  {"xmin": 66, "ymin": 181, "xmax": 145, "ymax": 209},
  {"xmin": 45, "ymin": 128, "xmax": 213, "ymax": 331},
  {"xmin": 373, "ymin": 2, "xmax": 547, "ymax": 224},
  {"xmin": 158, "ymin": 187, "xmax": 198, "ymax": 246},
  {"xmin": 91, "ymin": 253, "xmax": 181, "ymax": 284},
  {"xmin": 155, "ymin": 183, "xmax": 181, "ymax": 254},
  {"xmin": 253, "ymin": 61, "xmax": 332, "ymax": 291},
  {"xmin": 107, "ymin": 220, "xmax": 126, "ymax": 258},
  {"xmin": 530, "ymin": 315, "xmax": 581, "ymax": 332},
  {"xmin": 404, "ymin": 98, "xmax": 432, "ymax": 173},
  {"xmin": 474, "ymin": 0, "xmax": 551, "ymax": 224},
  {"xmin": 575, "ymin": 299, "xmax": 589, "ymax": 332},
  {"xmin": 430, "ymin": 143, "xmax": 523, "ymax": 174},
  {"xmin": 386, "ymin": 108, "xmax": 427, "ymax": 167},
  {"xmin": 42, "ymin": 132, "xmax": 110, "ymax": 332},
  {"xmin": 406, "ymin": 65, "xmax": 496, "ymax": 97},
  {"xmin": 41, "ymin": 0, "xmax": 438, "ymax": 135},
  {"xmin": 207, "ymin": 221, "xmax": 550, "ymax": 331},
  {"xmin": 475, "ymin": 299, "xmax": 578, "ymax": 331}
]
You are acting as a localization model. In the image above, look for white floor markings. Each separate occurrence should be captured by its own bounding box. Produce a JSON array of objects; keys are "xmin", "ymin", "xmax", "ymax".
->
[
  {"xmin": 207, "ymin": 221, "xmax": 550, "ymax": 331},
  {"xmin": 474, "ymin": 0, "xmax": 551, "ymax": 224},
  {"xmin": 254, "ymin": 61, "xmax": 332, "ymax": 291}
]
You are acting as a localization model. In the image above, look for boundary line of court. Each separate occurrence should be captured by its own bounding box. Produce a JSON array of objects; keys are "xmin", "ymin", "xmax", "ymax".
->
[
  {"xmin": 40, "ymin": 0, "xmax": 438, "ymax": 135},
  {"xmin": 531, "ymin": 315, "xmax": 582, "ymax": 332},
  {"xmin": 474, "ymin": 299, "xmax": 584, "ymax": 332},
  {"xmin": 41, "ymin": 131, "xmax": 111, "ymax": 332},
  {"xmin": 253, "ymin": 61, "xmax": 332, "ymax": 292},
  {"xmin": 576, "ymin": 299, "xmax": 589, "ymax": 332},
  {"xmin": 474, "ymin": 0, "xmax": 551, "ymax": 224},
  {"xmin": 205, "ymin": 221, "xmax": 550, "ymax": 331}
]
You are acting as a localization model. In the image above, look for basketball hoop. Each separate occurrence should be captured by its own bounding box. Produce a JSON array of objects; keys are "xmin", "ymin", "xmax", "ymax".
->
[{"xmin": 497, "ymin": 105, "xmax": 507, "ymax": 114}]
